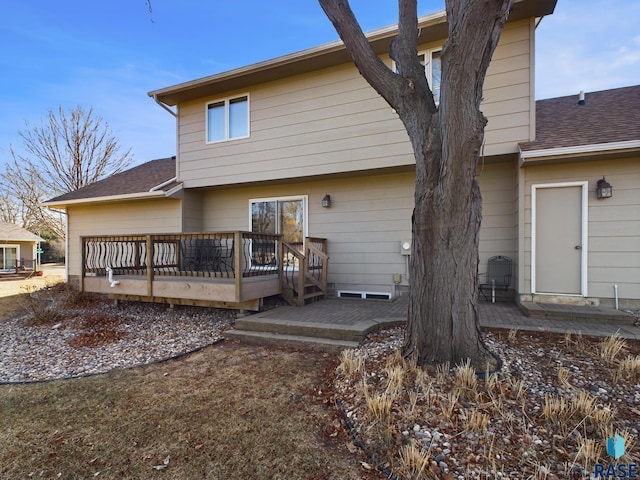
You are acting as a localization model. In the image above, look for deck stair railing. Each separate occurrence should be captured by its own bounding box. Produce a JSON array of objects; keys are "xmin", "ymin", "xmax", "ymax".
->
[{"xmin": 280, "ymin": 237, "xmax": 329, "ymax": 307}]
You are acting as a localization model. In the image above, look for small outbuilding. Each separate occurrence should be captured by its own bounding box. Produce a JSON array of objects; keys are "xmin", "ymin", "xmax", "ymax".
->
[{"xmin": 0, "ymin": 222, "xmax": 43, "ymax": 274}]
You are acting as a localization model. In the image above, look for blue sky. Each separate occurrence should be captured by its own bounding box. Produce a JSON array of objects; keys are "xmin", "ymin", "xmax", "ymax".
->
[{"xmin": 1, "ymin": 0, "xmax": 639, "ymax": 166}]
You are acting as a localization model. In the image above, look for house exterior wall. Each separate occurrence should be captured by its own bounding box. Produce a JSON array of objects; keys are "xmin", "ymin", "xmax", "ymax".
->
[
  {"xmin": 0, "ymin": 241, "xmax": 37, "ymax": 266},
  {"xmin": 520, "ymin": 156, "xmax": 640, "ymax": 306},
  {"xmin": 66, "ymin": 199, "xmax": 182, "ymax": 282},
  {"xmin": 175, "ymin": 19, "xmax": 533, "ymax": 189},
  {"xmin": 181, "ymin": 190, "xmax": 204, "ymax": 232},
  {"xmin": 477, "ymin": 160, "xmax": 519, "ymax": 287},
  {"xmin": 198, "ymin": 163, "xmax": 518, "ymax": 297}
]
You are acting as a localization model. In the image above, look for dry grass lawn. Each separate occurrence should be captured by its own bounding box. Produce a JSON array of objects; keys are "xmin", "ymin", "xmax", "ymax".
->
[
  {"xmin": 0, "ymin": 270, "xmax": 379, "ymax": 479},
  {"xmin": 0, "ymin": 265, "xmax": 65, "ymax": 319},
  {"xmin": 0, "ymin": 342, "xmax": 377, "ymax": 479}
]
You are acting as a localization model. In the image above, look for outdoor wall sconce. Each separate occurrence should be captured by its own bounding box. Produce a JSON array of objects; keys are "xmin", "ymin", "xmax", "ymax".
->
[
  {"xmin": 322, "ymin": 194, "xmax": 331, "ymax": 208},
  {"xmin": 596, "ymin": 177, "xmax": 613, "ymax": 199}
]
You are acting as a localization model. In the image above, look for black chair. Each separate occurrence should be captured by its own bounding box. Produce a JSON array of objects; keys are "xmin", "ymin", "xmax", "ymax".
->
[{"xmin": 479, "ymin": 255, "xmax": 512, "ymax": 302}]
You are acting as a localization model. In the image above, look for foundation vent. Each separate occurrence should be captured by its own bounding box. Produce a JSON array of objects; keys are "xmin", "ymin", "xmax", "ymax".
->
[{"xmin": 337, "ymin": 290, "xmax": 392, "ymax": 300}]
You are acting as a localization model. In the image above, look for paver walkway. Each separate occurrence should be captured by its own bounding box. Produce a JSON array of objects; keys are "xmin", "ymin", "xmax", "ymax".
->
[{"xmin": 255, "ymin": 296, "xmax": 640, "ymax": 340}]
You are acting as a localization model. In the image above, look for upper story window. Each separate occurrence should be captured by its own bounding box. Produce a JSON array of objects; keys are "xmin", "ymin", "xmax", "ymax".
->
[
  {"xmin": 419, "ymin": 49, "xmax": 441, "ymax": 104},
  {"xmin": 206, "ymin": 94, "xmax": 249, "ymax": 143},
  {"xmin": 393, "ymin": 47, "xmax": 442, "ymax": 104}
]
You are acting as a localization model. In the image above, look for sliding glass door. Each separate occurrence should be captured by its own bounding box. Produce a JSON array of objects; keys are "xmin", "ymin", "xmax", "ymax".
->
[
  {"xmin": 1, "ymin": 246, "xmax": 18, "ymax": 270},
  {"xmin": 250, "ymin": 196, "xmax": 307, "ymax": 267},
  {"xmin": 250, "ymin": 196, "xmax": 306, "ymax": 247}
]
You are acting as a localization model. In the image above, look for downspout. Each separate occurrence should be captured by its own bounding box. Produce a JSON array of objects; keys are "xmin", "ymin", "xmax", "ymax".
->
[
  {"xmin": 152, "ymin": 94, "xmax": 180, "ymax": 180},
  {"xmin": 149, "ymin": 176, "xmax": 178, "ymax": 192},
  {"xmin": 48, "ymin": 207, "xmax": 69, "ymax": 282},
  {"xmin": 153, "ymin": 94, "xmax": 177, "ymax": 117}
]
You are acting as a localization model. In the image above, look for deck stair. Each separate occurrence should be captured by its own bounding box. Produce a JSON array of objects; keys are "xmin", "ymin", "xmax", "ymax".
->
[
  {"xmin": 225, "ymin": 297, "xmax": 408, "ymax": 354},
  {"xmin": 225, "ymin": 316, "xmax": 361, "ymax": 353},
  {"xmin": 280, "ymin": 238, "xmax": 329, "ymax": 307}
]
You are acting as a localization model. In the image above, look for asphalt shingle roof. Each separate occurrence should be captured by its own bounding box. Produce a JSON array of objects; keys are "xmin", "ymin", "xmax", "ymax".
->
[
  {"xmin": 520, "ymin": 85, "xmax": 640, "ymax": 152},
  {"xmin": 47, "ymin": 157, "xmax": 178, "ymax": 203}
]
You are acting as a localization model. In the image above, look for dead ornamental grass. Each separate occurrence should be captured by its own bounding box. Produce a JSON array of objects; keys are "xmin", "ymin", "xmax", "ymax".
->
[
  {"xmin": 335, "ymin": 328, "xmax": 640, "ymax": 479},
  {"xmin": 0, "ymin": 342, "xmax": 376, "ymax": 480},
  {"xmin": 0, "ymin": 268, "xmax": 65, "ymax": 322}
]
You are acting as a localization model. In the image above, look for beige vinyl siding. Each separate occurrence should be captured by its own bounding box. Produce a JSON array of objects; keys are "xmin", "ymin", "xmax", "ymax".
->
[
  {"xmin": 482, "ymin": 19, "xmax": 534, "ymax": 155},
  {"xmin": 521, "ymin": 157, "xmax": 640, "ymax": 302},
  {"xmin": 176, "ymin": 21, "xmax": 533, "ymax": 188},
  {"xmin": 197, "ymin": 166, "xmax": 518, "ymax": 296},
  {"xmin": 201, "ymin": 171, "xmax": 414, "ymax": 296},
  {"xmin": 181, "ymin": 190, "xmax": 203, "ymax": 232},
  {"xmin": 66, "ymin": 199, "xmax": 182, "ymax": 279},
  {"xmin": 178, "ymin": 64, "xmax": 411, "ymax": 188},
  {"xmin": 477, "ymin": 161, "xmax": 519, "ymax": 284}
]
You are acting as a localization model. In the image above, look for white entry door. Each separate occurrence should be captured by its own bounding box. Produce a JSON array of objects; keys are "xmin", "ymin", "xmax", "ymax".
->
[{"xmin": 532, "ymin": 183, "xmax": 587, "ymax": 296}]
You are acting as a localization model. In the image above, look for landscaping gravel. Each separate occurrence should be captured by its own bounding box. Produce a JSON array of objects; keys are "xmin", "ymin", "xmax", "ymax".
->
[
  {"xmin": 334, "ymin": 326, "xmax": 640, "ymax": 479},
  {"xmin": 0, "ymin": 295, "xmax": 235, "ymax": 383}
]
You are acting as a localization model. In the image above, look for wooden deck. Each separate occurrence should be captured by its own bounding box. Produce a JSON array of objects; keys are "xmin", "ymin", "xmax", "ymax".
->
[{"xmin": 80, "ymin": 232, "xmax": 328, "ymax": 311}]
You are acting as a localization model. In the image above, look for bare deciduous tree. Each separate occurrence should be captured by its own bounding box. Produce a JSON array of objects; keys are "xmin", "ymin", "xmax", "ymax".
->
[
  {"xmin": 1, "ymin": 105, "xmax": 133, "ymax": 238},
  {"xmin": 319, "ymin": 0, "xmax": 513, "ymax": 369}
]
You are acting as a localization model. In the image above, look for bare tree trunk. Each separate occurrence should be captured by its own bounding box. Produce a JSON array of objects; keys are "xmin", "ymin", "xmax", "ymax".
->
[{"xmin": 320, "ymin": 0, "xmax": 513, "ymax": 369}]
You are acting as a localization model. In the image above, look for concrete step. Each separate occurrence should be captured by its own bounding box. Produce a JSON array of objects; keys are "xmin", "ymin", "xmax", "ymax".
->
[
  {"xmin": 224, "ymin": 329, "xmax": 359, "ymax": 354},
  {"xmin": 520, "ymin": 302, "xmax": 636, "ymax": 325},
  {"xmin": 234, "ymin": 316, "xmax": 367, "ymax": 342}
]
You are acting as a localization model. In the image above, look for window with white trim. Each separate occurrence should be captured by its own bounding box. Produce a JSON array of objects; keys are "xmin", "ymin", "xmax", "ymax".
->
[
  {"xmin": 419, "ymin": 48, "xmax": 441, "ymax": 104},
  {"xmin": 206, "ymin": 94, "xmax": 249, "ymax": 143},
  {"xmin": 0, "ymin": 245, "xmax": 19, "ymax": 271},
  {"xmin": 393, "ymin": 47, "xmax": 442, "ymax": 104}
]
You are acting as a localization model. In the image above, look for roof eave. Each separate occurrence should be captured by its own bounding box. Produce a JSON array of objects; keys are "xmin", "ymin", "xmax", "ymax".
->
[
  {"xmin": 149, "ymin": 0, "xmax": 556, "ymax": 106},
  {"xmin": 519, "ymin": 140, "xmax": 640, "ymax": 165},
  {"xmin": 44, "ymin": 190, "xmax": 177, "ymax": 209}
]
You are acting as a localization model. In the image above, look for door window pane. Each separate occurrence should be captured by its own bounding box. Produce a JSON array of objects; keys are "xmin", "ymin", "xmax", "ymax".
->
[
  {"xmin": 279, "ymin": 199, "xmax": 304, "ymax": 246},
  {"xmin": 251, "ymin": 201, "xmax": 276, "ymax": 234}
]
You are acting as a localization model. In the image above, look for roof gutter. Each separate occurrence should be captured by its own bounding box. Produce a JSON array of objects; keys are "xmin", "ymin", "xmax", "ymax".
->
[
  {"xmin": 149, "ymin": 176, "xmax": 178, "ymax": 192},
  {"xmin": 43, "ymin": 190, "xmax": 169, "ymax": 209},
  {"xmin": 519, "ymin": 140, "xmax": 640, "ymax": 165}
]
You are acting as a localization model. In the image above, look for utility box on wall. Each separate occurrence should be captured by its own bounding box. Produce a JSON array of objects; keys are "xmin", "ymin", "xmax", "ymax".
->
[{"xmin": 400, "ymin": 240, "xmax": 411, "ymax": 255}]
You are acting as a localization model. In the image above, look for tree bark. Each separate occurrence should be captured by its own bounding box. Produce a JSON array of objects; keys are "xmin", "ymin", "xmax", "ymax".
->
[{"xmin": 320, "ymin": 0, "xmax": 513, "ymax": 369}]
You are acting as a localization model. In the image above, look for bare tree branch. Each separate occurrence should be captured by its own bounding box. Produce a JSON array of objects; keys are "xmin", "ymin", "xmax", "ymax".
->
[{"xmin": 1, "ymin": 105, "xmax": 133, "ymax": 239}]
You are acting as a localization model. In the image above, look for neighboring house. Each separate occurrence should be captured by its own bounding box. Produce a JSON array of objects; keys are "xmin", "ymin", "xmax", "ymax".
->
[
  {"xmin": 46, "ymin": 0, "xmax": 640, "ymax": 310},
  {"xmin": 0, "ymin": 222, "xmax": 43, "ymax": 272}
]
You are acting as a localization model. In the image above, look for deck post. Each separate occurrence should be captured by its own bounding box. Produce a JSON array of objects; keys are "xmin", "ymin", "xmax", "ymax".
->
[
  {"xmin": 79, "ymin": 237, "xmax": 85, "ymax": 293},
  {"xmin": 297, "ymin": 246, "xmax": 306, "ymax": 307},
  {"xmin": 234, "ymin": 231, "xmax": 243, "ymax": 302},
  {"xmin": 278, "ymin": 235, "xmax": 284, "ymax": 292},
  {"xmin": 146, "ymin": 235, "xmax": 154, "ymax": 300}
]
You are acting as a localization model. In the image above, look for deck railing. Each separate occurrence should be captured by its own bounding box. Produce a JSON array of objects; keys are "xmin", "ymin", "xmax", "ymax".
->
[
  {"xmin": 82, "ymin": 232, "xmax": 281, "ymax": 279},
  {"xmin": 81, "ymin": 232, "xmax": 327, "ymax": 308}
]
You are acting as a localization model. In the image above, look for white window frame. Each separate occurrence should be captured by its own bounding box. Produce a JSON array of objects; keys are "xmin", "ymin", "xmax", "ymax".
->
[
  {"xmin": 205, "ymin": 94, "xmax": 250, "ymax": 144},
  {"xmin": 391, "ymin": 46, "xmax": 442, "ymax": 104},
  {"xmin": 419, "ymin": 47, "xmax": 442, "ymax": 104},
  {"xmin": 0, "ymin": 244, "xmax": 20, "ymax": 271}
]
